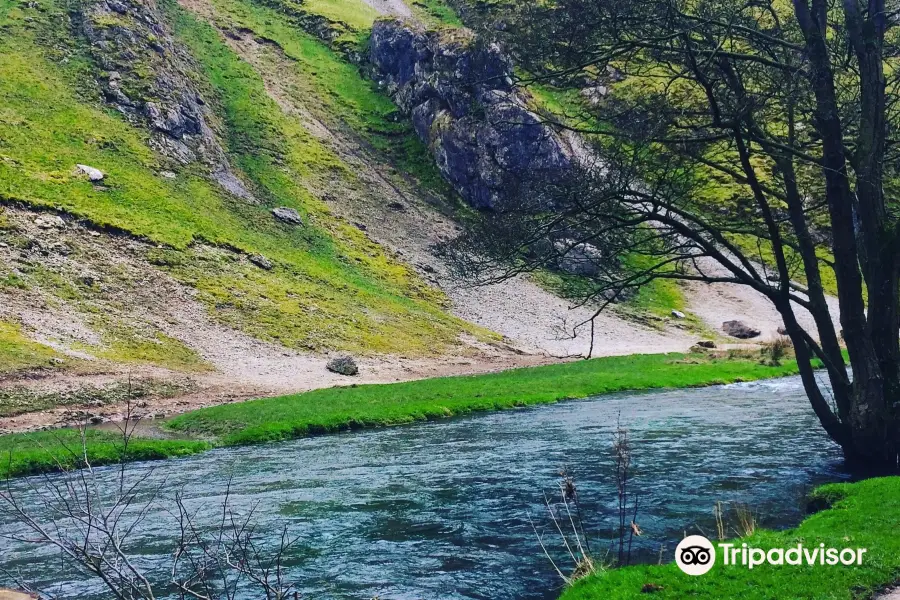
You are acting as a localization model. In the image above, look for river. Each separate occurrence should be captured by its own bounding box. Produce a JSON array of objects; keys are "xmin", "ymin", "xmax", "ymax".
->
[{"xmin": 0, "ymin": 375, "xmax": 848, "ymax": 599}]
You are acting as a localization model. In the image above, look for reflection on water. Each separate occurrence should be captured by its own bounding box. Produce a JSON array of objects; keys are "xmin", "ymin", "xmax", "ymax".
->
[{"xmin": 0, "ymin": 376, "xmax": 847, "ymax": 599}]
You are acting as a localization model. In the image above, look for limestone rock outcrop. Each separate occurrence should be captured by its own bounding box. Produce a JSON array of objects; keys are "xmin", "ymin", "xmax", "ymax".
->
[{"xmin": 369, "ymin": 19, "xmax": 576, "ymax": 211}]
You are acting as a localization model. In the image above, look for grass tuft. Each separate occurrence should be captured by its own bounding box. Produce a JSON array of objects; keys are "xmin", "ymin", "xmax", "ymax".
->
[{"xmin": 0, "ymin": 321, "xmax": 63, "ymax": 376}]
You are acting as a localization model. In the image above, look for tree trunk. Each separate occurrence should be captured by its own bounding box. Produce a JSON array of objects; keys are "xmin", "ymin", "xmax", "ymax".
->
[
  {"xmin": 791, "ymin": 0, "xmax": 899, "ymax": 472},
  {"xmin": 845, "ymin": 380, "xmax": 899, "ymax": 471}
]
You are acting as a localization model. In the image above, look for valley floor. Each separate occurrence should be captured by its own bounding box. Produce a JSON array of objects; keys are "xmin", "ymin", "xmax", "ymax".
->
[{"xmin": 0, "ymin": 0, "xmax": 840, "ymax": 436}]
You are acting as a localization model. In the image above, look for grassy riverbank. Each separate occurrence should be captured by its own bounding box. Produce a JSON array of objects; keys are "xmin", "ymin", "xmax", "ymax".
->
[
  {"xmin": 0, "ymin": 429, "xmax": 211, "ymax": 479},
  {"xmin": 561, "ymin": 476, "xmax": 900, "ymax": 600},
  {"xmin": 2, "ymin": 352, "xmax": 805, "ymax": 478}
]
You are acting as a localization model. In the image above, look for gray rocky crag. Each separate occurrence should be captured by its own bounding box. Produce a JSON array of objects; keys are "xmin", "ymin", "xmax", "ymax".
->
[{"xmin": 369, "ymin": 19, "xmax": 576, "ymax": 211}]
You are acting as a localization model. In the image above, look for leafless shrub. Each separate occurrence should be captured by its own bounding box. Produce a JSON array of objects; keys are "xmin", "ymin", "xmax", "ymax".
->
[
  {"xmin": 732, "ymin": 503, "xmax": 758, "ymax": 538},
  {"xmin": 532, "ymin": 420, "xmax": 642, "ymax": 585},
  {"xmin": 613, "ymin": 423, "xmax": 641, "ymax": 566},
  {"xmin": 529, "ymin": 467, "xmax": 604, "ymax": 586},
  {"xmin": 0, "ymin": 402, "xmax": 301, "ymax": 600},
  {"xmin": 714, "ymin": 501, "xmax": 726, "ymax": 540}
]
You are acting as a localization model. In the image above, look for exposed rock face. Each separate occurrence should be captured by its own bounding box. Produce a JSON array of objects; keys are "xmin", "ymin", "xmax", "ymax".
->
[
  {"xmin": 722, "ymin": 320, "xmax": 761, "ymax": 339},
  {"xmin": 77, "ymin": 0, "xmax": 254, "ymax": 202},
  {"xmin": 327, "ymin": 356, "xmax": 359, "ymax": 376},
  {"xmin": 369, "ymin": 19, "xmax": 575, "ymax": 210}
]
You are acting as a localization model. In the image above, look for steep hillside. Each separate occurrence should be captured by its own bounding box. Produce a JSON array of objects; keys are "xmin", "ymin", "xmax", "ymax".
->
[
  {"xmin": 0, "ymin": 0, "xmax": 481, "ymax": 357},
  {"xmin": 0, "ymin": 0, "xmax": 757, "ymax": 430}
]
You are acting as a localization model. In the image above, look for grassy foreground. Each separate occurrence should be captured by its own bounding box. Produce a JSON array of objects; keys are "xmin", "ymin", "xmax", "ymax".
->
[
  {"xmin": 562, "ymin": 477, "xmax": 900, "ymax": 600},
  {"xmin": 1, "ymin": 352, "xmax": 804, "ymax": 478}
]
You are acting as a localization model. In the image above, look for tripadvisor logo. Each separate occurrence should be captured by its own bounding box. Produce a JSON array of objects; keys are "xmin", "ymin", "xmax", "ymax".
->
[
  {"xmin": 675, "ymin": 536, "xmax": 716, "ymax": 575},
  {"xmin": 675, "ymin": 535, "xmax": 867, "ymax": 576}
]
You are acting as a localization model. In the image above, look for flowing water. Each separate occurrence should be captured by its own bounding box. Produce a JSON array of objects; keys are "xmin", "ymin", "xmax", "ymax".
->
[{"xmin": 0, "ymin": 375, "xmax": 849, "ymax": 599}]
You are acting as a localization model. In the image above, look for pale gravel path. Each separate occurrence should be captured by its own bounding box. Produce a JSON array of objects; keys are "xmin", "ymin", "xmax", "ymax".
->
[{"xmin": 448, "ymin": 277, "xmax": 692, "ymax": 357}]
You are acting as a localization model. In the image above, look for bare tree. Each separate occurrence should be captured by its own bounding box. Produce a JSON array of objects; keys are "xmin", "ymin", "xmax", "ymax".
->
[
  {"xmin": 0, "ymin": 408, "xmax": 301, "ymax": 599},
  {"xmin": 447, "ymin": 0, "xmax": 900, "ymax": 470}
]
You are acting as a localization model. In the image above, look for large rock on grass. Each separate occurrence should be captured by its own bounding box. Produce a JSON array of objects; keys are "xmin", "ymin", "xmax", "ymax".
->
[
  {"xmin": 722, "ymin": 320, "xmax": 761, "ymax": 339},
  {"xmin": 76, "ymin": 164, "xmax": 105, "ymax": 182},
  {"xmin": 248, "ymin": 253, "xmax": 273, "ymax": 270}
]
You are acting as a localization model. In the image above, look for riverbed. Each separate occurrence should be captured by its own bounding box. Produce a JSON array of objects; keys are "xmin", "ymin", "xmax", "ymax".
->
[{"xmin": 0, "ymin": 375, "xmax": 848, "ymax": 599}]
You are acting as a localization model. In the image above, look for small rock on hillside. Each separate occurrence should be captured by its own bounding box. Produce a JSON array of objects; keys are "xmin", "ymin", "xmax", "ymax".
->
[
  {"xmin": 271, "ymin": 207, "xmax": 303, "ymax": 226},
  {"xmin": 34, "ymin": 214, "xmax": 65, "ymax": 229},
  {"xmin": 327, "ymin": 356, "xmax": 359, "ymax": 376},
  {"xmin": 76, "ymin": 164, "xmax": 105, "ymax": 182},
  {"xmin": 722, "ymin": 320, "xmax": 761, "ymax": 339},
  {"xmin": 696, "ymin": 340, "xmax": 717, "ymax": 348},
  {"xmin": 249, "ymin": 254, "xmax": 273, "ymax": 270}
]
